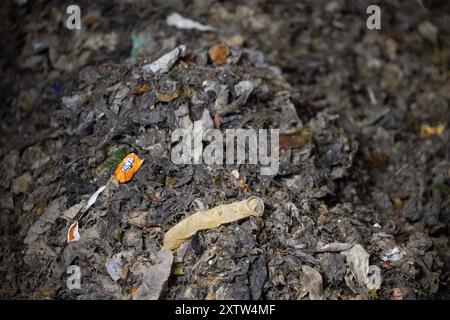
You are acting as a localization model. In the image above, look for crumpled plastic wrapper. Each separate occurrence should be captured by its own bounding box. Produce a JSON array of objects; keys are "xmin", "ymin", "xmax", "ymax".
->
[
  {"xmin": 142, "ymin": 45, "xmax": 186, "ymax": 75},
  {"xmin": 106, "ymin": 256, "xmax": 124, "ymax": 282},
  {"xmin": 67, "ymin": 184, "xmax": 107, "ymax": 243},
  {"xmin": 342, "ymin": 244, "xmax": 382, "ymax": 292},
  {"xmin": 300, "ymin": 265, "xmax": 324, "ymax": 300},
  {"xmin": 114, "ymin": 153, "xmax": 144, "ymax": 184},
  {"xmin": 163, "ymin": 196, "xmax": 265, "ymax": 250}
]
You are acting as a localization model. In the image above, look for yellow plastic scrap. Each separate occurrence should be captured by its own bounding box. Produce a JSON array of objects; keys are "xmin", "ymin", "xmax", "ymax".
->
[
  {"xmin": 163, "ymin": 196, "xmax": 264, "ymax": 250},
  {"xmin": 420, "ymin": 124, "xmax": 445, "ymax": 139},
  {"xmin": 114, "ymin": 153, "xmax": 144, "ymax": 183}
]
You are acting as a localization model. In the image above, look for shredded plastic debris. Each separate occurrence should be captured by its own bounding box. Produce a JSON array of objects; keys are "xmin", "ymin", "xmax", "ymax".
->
[
  {"xmin": 82, "ymin": 185, "xmax": 107, "ymax": 216},
  {"xmin": 134, "ymin": 248, "xmax": 174, "ymax": 300},
  {"xmin": 142, "ymin": 45, "xmax": 186, "ymax": 75},
  {"xmin": 366, "ymin": 265, "xmax": 382, "ymax": 291},
  {"xmin": 106, "ymin": 257, "xmax": 125, "ymax": 282},
  {"xmin": 342, "ymin": 244, "xmax": 382, "ymax": 293},
  {"xmin": 66, "ymin": 185, "xmax": 107, "ymax": 243},
  {"xmin": 166, "ymin": 12, "xmax": 215, "ymax": 32},
  {"xmin": 381, "ymin": 247, "xmax": 404, "ymax": 262}
]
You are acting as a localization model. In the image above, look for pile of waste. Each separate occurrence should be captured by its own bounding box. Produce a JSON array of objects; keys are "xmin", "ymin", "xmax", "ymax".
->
[{"xmin": 0, "ymin": 0, "xmax": 448, "ymax": 300}]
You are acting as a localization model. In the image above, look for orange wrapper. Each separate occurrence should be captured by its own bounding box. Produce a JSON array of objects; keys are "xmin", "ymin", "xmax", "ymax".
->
[
  {"xmin": 67, "ymin": 222, "xmax": 80, "ymax": 243},
  {"xmin": 114, "ymin": 153, "xmax": 144, "ymax": 183}
]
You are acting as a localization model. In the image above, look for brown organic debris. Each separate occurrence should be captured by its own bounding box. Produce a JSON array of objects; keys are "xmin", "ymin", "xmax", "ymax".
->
[
  {"xmin": 208, "ymin": 43, "xmax": 230, "ymax": 65},
  {"xmin": 279, "ymin": 126, "xmax": 311, "ymax": 150},
  {"xmin": 132, "ymin": 83, "xmax": 151, "ymax": 96},
  {"xmin": 157, "ymin": 87, "xmax": 180, "ymax": 102}
]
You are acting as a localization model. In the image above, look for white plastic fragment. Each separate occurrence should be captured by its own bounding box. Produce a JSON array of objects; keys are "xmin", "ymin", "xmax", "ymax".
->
[
  {"xmin": 314, "ymin": 242, "xmax": 354, "ymax": 253},
  {"xmin": 366, "ymin": 265, "xmax": 382, "ymax": 291},
  {"xmin": 142, "ymin": 45, "xmax": 186, "ymax": 75},
  {"xmin": 342, "ymin": 244, "xmax": 383, "ymax": 291},
  {"xmin": 234, "ymin": 80, "xmax": 254, "ymax": 106},
  {"xmin": 66, "ymin": 184, "xmax": 107, "ymax": 243},
  {"xmin": 381, "ymin": 247, "xmax": 404, "ymax": 262},
  {"xmin": 166, "ymin": 12, "xmax": 215, "ymax": 32},
  {"xmin": 83, "ymin": 185, "xmax": 107, "ymax": 215},
  {"xmin": 234, "ymin": 80, "xmax": 254, "ymax": 97},
  {"xmin": 342, "ymin": 244, "xmax": 370, "ymax": 288},
  {"xmin": 106, "ymin": 256, "xmax": 124, "ymax": 282}
]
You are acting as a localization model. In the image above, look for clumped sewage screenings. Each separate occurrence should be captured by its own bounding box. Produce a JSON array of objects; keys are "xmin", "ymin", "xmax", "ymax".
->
[{"xmin": 0, "ymin": 0, "xmax": 449, "ymax": 300}]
